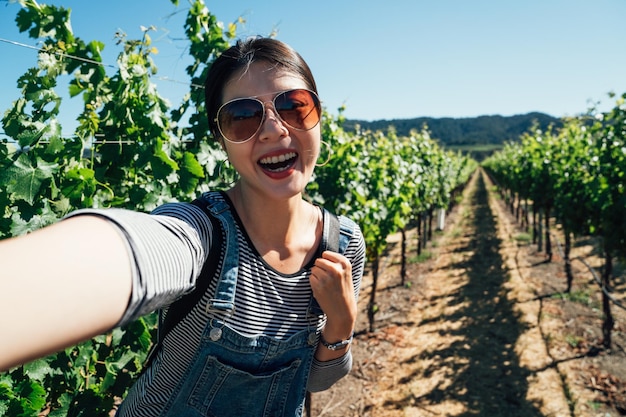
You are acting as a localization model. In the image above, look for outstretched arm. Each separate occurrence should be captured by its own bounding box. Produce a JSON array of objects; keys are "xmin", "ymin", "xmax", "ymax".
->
[{"xmin": 0, "ymin": 215, "xmax": 132, "ymax": 371}]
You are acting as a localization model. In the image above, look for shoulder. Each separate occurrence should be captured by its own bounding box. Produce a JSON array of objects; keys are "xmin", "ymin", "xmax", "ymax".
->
[
  {"xmin": 149, "ymin": 192, "xmax": 226, "ymax": 241},
  {"xmin": 151, "ymin": 192, "xmax": 225, "ymax": 224}
]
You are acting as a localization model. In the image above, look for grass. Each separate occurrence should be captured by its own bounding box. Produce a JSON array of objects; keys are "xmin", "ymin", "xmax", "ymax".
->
[
  {"xmin": 565, "ymin": 334, "xmax": 584, "ymax": 348},
  {"xmin": 514, "ymin": 233, "xmax": 532, "ymax": 245},
  {"xmin": 409, "ymin": 250, "xmax": 433, "ymax": 264},
  {"xmin": 551, "ymin": 290, "xmax": 593, "ymax": 306},
  {"xmin": 586, "ymin": 401, "xmax": 603, "ymax": 412},
  {"xmin": 449, "ymin": 226, "xmax": 463, "ymax": 239}
]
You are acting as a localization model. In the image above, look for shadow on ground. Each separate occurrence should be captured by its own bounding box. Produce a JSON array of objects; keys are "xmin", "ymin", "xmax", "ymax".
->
[{"xmin": 382, "ymin": 173, "xmax": 545, "ymax": 416}]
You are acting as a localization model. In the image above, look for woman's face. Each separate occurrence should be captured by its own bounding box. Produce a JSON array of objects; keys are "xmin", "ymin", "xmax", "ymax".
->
[{"xmin": 219, "ymin": 61, "xmax": 321, "ymax": 201}]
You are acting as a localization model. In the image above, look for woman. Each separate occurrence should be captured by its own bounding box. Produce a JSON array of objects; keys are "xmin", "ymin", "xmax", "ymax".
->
[{"xmin": 0, "ymin": 37, "xmax": 365, "ymax": 416}]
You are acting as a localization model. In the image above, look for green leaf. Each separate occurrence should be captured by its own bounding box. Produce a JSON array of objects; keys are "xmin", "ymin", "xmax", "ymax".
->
[
  {"xmin": 44, "ymin": 135, "xmax": 65, "ymax": 155},
  {"xmin": 0, "ymin": 380, "xmax": 15, "ymax": 400},
  {"xmin": 0, "ymin": 399, "xmax": 9, "ymax": 416},
  {"xmin": 66, "ymin": 389, "xmax": 112, "ymax": 417},
  {"xmin": 23, "ymin": 359, "xmax": 56, "ymax": 382},
  {"xmin": 177, "ymin": 152, "xmax": 204, "ymax": 194},
  {"xmin": 109, "ymin": 350, "xmax": 136, "ymax": 374},
  {"xmin": 181, "ymin": 151, "xmax": 204, "ymax": 177},
  {"xmin": 61, "ymin": 166, "xmax": 96, "ymax": 203},
  {"xmin": 15, "ymin": 380, "xmax": 46, "ymax": 414},
  {"xmin": 68, "ymin": 80, "xmax": 85, "ymax": 98},
  {"xmin": 1, "ymin": 154, "xmax": 59, "ymax": 205}
]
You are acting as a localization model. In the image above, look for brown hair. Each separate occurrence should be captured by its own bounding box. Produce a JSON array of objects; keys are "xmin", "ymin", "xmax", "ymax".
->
[{"xmin": 205, "ymin": 37, "xmax": 318, "ymax": 139}]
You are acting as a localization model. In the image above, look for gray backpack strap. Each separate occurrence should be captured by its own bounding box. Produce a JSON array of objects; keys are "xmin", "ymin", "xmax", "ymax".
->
[
  {"xmin": 322, "ymin": 209, "xmax": 355, "ymax": 254},
  {"xmin": 307, "ymin": 209, "xmax": 355, "ymax": 318},
  {"xmin": 322, "ymin": 209, "xmax": 340, "ymax": 253}
]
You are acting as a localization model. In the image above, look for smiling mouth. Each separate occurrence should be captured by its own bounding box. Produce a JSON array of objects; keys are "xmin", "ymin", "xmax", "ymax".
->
[{"xmin": 258, "ymin": 152, "xmax": 298, "ymax": 173}]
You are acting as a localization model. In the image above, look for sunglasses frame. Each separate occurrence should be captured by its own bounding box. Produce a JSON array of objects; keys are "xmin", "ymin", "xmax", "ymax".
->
[{"xmin": 214, "ymin": 88, "xmax": 322, "ymax": 144}]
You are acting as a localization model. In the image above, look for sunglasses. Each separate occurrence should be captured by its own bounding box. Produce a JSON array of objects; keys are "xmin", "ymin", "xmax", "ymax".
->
[{"xmin": 215, "ymin": 88, "xmax": 322, "ymax": 143}]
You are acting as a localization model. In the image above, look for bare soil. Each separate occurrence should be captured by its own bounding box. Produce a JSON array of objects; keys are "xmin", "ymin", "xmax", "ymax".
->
[{"xmin": 310, "ymin": 169, "xmax": 626, "ymax": 417}]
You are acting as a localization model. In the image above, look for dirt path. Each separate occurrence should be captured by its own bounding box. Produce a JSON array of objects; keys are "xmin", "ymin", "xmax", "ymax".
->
[{"xmin": 310, "ymin": 168, "xmax": 626, "ymax": 416}]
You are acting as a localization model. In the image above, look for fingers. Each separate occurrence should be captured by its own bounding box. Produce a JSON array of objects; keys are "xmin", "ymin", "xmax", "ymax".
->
[
  {"xmin": 310, "ymin": 251, "xmax": 355, "ymax": 318},
  {"xmin": 312, "ymin": 250, "xmax": 352, "ymax": 277}
]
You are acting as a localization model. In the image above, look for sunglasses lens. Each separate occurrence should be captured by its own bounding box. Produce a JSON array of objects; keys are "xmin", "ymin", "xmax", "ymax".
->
[
  {"xmin": 217, "ymin": 99, "xmax": 264, "ymax": 142},
  {"xmin": 275, "ymin": 89, "xmax": 321, "ymax": 131}
]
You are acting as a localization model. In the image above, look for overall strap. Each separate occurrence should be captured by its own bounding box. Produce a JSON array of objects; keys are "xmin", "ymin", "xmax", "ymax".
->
[
  {"xmin": 336, "ymin": 212, "xmax": 356, "ymax": 254},
  {"xmin": 198, "ymin": 198, "xmax": 239, "ymax": 313},
  {"xmin": 145, "ymin": 195, "xmax": 237, "ymax": 367},
  {"xmin": 163, "ymin": 196, "xmax": 239, "ymax": 322}
]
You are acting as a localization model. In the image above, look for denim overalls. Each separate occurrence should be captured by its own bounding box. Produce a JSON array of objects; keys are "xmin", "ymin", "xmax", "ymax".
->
[{"xmin": 121, "ymin": 196, "xmax": 353, "ymax": 417}]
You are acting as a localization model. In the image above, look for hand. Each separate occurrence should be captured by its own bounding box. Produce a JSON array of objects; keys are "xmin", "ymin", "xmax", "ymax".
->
[{"xmin": 309, "ymin": 251, "xmax": 357, "ymax": 337}]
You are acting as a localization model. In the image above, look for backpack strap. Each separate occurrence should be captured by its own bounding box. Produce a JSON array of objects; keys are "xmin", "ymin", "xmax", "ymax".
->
[
  {"xmin": 307, "ymin": 209, "xmax": 355, "ymax": 317},
  {"xmin": 322, "ymin": 209, "xmax": 340, "ymax": 253},
  {"xmin": 322, "ymin": 208, "xmax": 355, "ymax": 254}
]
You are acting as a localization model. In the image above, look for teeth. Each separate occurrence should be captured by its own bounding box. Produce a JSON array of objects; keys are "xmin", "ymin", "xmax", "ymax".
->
[{"xmin": 259, "ymin": 152, "xmax": 297, "ymax": 165}]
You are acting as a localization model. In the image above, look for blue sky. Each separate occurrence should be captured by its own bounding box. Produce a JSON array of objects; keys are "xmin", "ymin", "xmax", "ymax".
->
[{"xmin": 1, "ymin": 0, "xmax": 626, "ymax": 137}]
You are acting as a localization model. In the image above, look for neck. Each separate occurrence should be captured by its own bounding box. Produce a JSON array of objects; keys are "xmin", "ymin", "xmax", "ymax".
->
[
  {"xmin": 226, "ymin": 183, "xmax": 311, "ymax": 242},
  {"xmin": 225, "ymin": 183, "xmax": 321, "ymax": 273}
]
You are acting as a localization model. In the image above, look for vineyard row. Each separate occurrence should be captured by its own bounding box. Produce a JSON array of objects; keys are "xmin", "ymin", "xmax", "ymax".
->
[{"xmin": 482, "ymin": 94, "xmax": 626, "ymax": 351}]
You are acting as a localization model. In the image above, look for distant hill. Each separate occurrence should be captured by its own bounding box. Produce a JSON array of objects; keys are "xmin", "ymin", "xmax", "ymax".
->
[{"xmin": 343, "ymin": 112, "xmax": 563, "ymax": 147}]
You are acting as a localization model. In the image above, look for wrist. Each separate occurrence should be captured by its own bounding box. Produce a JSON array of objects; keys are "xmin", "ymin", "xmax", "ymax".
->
[
  {"xmin": 322, "ymin": 314, "xmax": 355, "ymax": 337},
  {"xmin": 319, "ymin": 331, "xmax": 354, "ymax": 351}
]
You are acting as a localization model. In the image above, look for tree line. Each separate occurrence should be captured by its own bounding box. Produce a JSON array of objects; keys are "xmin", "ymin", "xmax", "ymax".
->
[{"xmin": 344, "ymin": 111, "xmax": 562, "ymax": 146}]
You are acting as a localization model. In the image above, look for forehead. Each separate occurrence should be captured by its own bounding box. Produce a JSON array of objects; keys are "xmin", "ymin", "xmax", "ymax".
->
[{"xmin": 221, "ymin": 61, "xmax": 308, "ymax": 102}]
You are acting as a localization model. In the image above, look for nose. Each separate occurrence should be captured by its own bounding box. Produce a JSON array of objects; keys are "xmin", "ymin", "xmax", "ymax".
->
[{"xmin": 258, "ymin": 102, "xmax": 288, "ymax": 140}]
